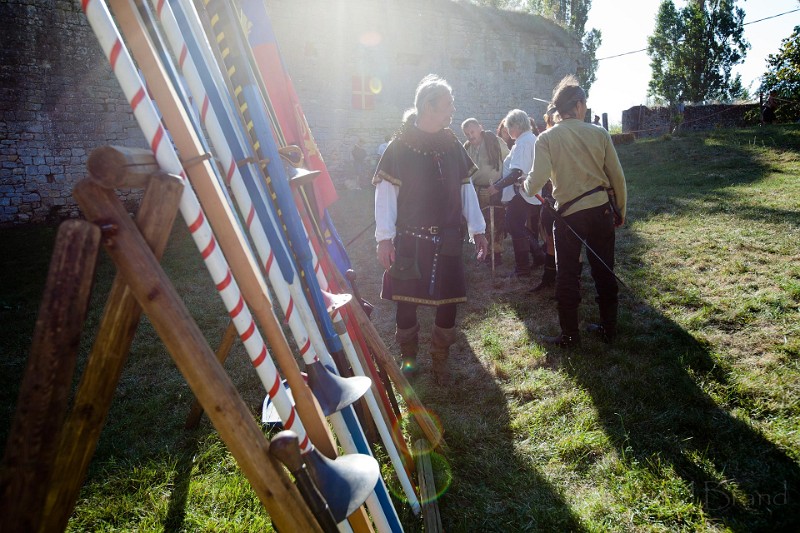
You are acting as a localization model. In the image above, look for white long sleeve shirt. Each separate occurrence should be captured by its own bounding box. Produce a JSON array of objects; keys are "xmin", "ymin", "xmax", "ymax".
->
[{"xmin": 374, "ymin": 179, "xmax": 486, "ymax": 242}]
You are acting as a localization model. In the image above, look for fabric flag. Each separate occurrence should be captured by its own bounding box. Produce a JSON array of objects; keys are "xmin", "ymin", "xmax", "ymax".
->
[
  {"xmin": 239, "ymin": 0, "xmax": 338, "ymax": 214},
  {"xmin": 239, "ymin": 0, "xmax": 352, "ymax": 275}
]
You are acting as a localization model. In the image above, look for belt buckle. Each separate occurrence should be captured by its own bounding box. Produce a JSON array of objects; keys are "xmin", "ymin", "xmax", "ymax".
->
[{"xmin": 428, "ymin": 226, "xmax": 439, "ymax": 235}]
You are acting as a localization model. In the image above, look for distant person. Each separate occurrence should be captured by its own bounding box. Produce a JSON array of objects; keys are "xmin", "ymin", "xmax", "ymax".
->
[
  {"xmin": 593, "ymin": 115, "xmax": 601, "ymax": 126},
  {"xmin": 496, "ymin": 118, "xmax": 514, "ymax": 150},
  {"xmin": 462, "ymin": 118, "xmax": 510, "ymax": 266},
  {"xmin": 377, "ymin": 135, "xmax": 390, "ymax": 157},
  {"xmin": 373, "ymin": 74, "xmax": 488, "ymax": 385},
  {"xmin": 352, "ymin": 138, "xmax": 368, "ymax": 188},
  {"xmin": 762, "ymin": 91, "xmax": 778, "ymax": 125},
  {"xmin": 524, "ymin": 75, "xmax": 627, "ymax": 348},
  {"xmin": 530, "ymin": 107, "xmax": 560, "ymax": 294},
  {"xmin": 487, "ymin": 109, "xmax": 542, "ymax": 278}
]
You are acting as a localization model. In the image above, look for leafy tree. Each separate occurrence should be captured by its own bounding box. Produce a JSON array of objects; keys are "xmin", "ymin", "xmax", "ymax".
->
[
  {"xmin": 760, "ymin": 25, "xmax": 800, "ymax": 122},
  {"xmin": 580, "ymin": 27, "xmax": 602, "ymax": 90},
  {"xmin": 647, "ymin": 0, "xmax": 749, "ymax": 106},
  {"xmin": 524, "ymin": 0, "xmax": 601, "ymax": 92},
  {"xmin": 525, "ymin": 0, "xmax": 590, "ymax": 33}
]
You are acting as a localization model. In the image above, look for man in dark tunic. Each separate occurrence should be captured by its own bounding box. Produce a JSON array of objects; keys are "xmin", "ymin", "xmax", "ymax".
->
[{"xmin": 373, "ymin": 74, "xmax": 488, "ymax": 385}]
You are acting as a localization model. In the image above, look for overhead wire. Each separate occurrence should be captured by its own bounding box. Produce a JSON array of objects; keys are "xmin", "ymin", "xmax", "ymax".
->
[{"xmin": 595, "ymin": 7, "xmax": 800, "ymax": 61}]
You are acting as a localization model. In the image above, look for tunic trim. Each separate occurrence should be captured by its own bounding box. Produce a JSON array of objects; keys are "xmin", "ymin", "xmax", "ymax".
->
[
  {"xmin": 373, "ymin": 169, "xmax": 402, "ymax": 186},
  {"xmin": 392, "ymin": 295, "xmax": 468, "ymax": 306}
]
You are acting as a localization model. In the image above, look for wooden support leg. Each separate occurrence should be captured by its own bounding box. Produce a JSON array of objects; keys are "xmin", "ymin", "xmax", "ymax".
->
[
  {"xmin": 415, "ymin": 440, "xmax": 443, "ymax": 533},
  {"xmin": 350, "ymin": 298, "xmax": 448, "ymax": 453},
  {"xmin": 185, "ymin": 319, "xmax": 238, "ymax": 429},
  {"xmin": 0, "ymin": 220, "xmax": 101, "ymax": 533},
  {"xmin": 72, "ymin": 177, "xmax": 321, "ymax": 531},
  {"xmin": 40, "ymin": 172, "xmax": 184, "ymax": 533}
]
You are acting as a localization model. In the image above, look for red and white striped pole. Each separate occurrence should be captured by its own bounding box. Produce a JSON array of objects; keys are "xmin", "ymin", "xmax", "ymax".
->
[
  {"xmin": 147, "ymin": 2, "xmax": 398, "ymax": 528},
  {"xmin": 81, "ymin": 0, "xmax": 315, "ymax": 458},
  {"xmin": 90, "ymin": 1, "xmax": 380, "ymax": 529}
]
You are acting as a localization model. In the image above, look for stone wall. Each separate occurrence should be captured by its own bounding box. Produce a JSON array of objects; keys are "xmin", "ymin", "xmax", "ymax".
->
[
  {"xmin": 622, "ymin": 103, "xmax": 760, "ymax": 138},
  {"xmin": 0, "ymin": 1, "xmax": 147, "ymax": 226},
  {"xmin": 265, "ymin": 0, "xmax": 581, "ymax": 185},
  {"xmin": 0, "ymin": 0, "xmax": 580, "ymax": 226}
]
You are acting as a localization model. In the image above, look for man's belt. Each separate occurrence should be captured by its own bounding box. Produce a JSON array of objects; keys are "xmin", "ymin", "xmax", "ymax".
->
[
  {"xmin": 557, "ymin": 185, "xmax": 605, "ymax": 214},
  {"xmin": 398, "ymin": 225, "xmax": 453, "ymax": 238},
  {"xmin": 397, "ymin": 225, "xmax": 453, "ymax": 295}
]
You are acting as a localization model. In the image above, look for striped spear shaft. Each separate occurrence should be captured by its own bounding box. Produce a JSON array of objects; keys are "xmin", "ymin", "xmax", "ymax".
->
[{"xmin": 78, "ymin": 0, "xmax": 321, "ymax": 530}]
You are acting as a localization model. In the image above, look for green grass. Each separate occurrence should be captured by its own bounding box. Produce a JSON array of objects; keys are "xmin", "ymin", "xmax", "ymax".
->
[{"xmin": 2, "ymin": 125, "xmax": 799, "ymax": 531}]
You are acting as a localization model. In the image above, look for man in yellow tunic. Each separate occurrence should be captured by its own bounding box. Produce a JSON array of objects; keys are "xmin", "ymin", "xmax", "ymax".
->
[{"xmin": 524, "ymin": 75, "xmax": 627, "ymax": 347}]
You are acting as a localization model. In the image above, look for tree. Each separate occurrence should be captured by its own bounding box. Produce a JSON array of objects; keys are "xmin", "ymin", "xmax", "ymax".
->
[
  {"xmin": 524, "ymin": 0, "xmax": 601, "ymax": 92},
  {"xmin": 647, "ymin": 0, "xmax": 749, "ymax": 106},
  {"xmin": 760, "ymin": 25, "xmax": 800, "ymax": 122},
  {"xmin": 580, "ymin": 27, "xmax": 602, "ymax": 90}
]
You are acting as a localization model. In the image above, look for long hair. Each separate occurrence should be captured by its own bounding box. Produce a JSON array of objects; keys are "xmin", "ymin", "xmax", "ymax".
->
[{"xmin": 551, "ymin": 75, "xmax": 586, "ymax": 117}]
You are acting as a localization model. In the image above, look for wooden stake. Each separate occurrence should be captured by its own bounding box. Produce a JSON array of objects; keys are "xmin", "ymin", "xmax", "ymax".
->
[
  {"xmin": 40, "ymin": 171, "xmax": 183, "ymax": 533},
  {"xmin": 185, "ymin": 319, "xmax": 238, "ymax": 429},
  {"xmin": 415, "ymin": 440, "xmax": 442, "ymax": 533},
  {"xmin": 0, "ymin": 220, "xmax": 101, "ymax": 533},
  {"xmin": 87, "ymin": 145, "xmax": 160, "ymax": 189}
]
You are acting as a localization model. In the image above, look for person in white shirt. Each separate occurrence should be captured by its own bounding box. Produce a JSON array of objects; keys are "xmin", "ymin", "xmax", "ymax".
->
[
  {"xmin": 377, "ymin": 135, "xmax": 390, "ymax": 157},
  {"xmin": 488, "ymin": 109, "xmax": 542, "ymax": 277}
]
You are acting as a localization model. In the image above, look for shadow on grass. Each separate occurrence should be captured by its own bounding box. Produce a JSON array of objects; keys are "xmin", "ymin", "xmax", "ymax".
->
[
  {"xmin": 331, "ymin": 189, "xmax": 585, "ymax": 532},
  {"xmin": 385, "ymin": 308, "xmax": 586, "ymax": 533},
  {"xmin": 163, "ymin": 429, "xmax": 206, "ymax": 532},
  {"xmin": 511, "ymin": 263, "xmax": 800, "ymax": 531}
]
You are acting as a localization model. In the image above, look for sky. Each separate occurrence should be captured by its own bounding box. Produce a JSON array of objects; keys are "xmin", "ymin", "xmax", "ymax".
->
[{"xmin": 585, "ymin": 0, "xmax": 800, "ymax": 125}]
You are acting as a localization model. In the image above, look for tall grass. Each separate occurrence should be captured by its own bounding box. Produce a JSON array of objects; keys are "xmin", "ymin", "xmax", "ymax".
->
[{"xmin": 1, "ymin": 125, "xmax": 798, "ymax": 531}]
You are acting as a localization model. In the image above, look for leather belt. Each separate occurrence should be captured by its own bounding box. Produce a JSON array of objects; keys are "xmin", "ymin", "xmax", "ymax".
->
[{"xmin": 399, "ymin": 225, "xmax": 441, "ymax": 236}]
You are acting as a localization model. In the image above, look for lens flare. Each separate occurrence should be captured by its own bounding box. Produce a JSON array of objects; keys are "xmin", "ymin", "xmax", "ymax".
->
[
  {"xmin": 369, "ymin": 77, "xmax": 382, "ymax": 95},
  {"xmin": 393, "ymin": 406, "xmax": 444, "ymax": 453},
  {"xmin": 415, "ymin": 447, "xmax": 452, "ymax": 503},
  {"xmin": 381, "ymin": 440, "xmax": 452, "ymax": 503},
  {"xmin": 359, "ymin": 31, "xmax": 382, "ymax": 47}
]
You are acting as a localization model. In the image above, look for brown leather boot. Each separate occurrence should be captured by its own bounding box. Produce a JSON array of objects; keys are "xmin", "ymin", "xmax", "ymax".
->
[
  {"xmin": 430, "ymin": 325, "xmax": 457, "ymax": 386},
  {"xmin": 395, "ymin": 323, "xmax": 420, "ymax": 377}
]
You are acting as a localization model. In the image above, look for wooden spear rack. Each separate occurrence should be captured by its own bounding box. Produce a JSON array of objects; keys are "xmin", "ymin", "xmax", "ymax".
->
[{"xmin": 0, "ymin": 147, "xmax": 323, "ymax": 532}]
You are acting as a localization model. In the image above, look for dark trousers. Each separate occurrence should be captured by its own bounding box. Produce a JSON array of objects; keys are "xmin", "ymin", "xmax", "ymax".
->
[
  {"xmin": 505, "ymin": 194, "xmax": 535, "ymax": 240},
  {"xmin": 553, "ymin": 203, "xmax": 618, "ymax": 334},
  {"xmin": 396, "ymin": 302, "xmax": 458, "ymax": 329}
]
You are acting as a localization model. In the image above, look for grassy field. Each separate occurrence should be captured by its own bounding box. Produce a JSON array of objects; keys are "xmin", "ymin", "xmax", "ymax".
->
[{"xmin": 1, "ymin": 125, "xmax": 799, "ymax": 531}]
